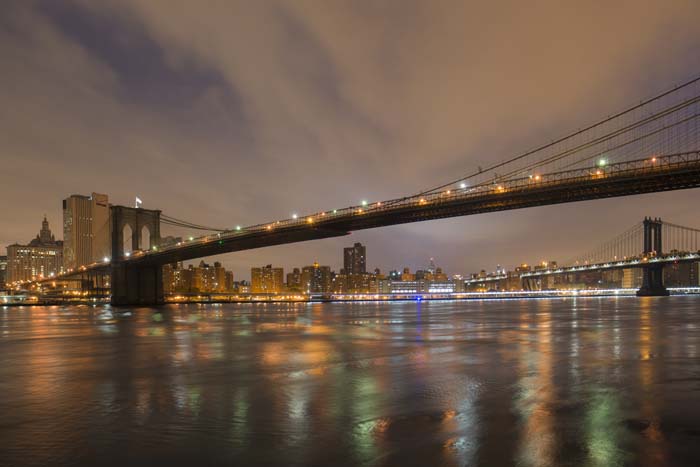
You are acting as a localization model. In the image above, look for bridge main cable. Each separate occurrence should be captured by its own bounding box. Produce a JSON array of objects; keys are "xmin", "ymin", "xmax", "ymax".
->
[{"xmin": 388, "ymin": 74, "xmax": 700, "ymax": 207}]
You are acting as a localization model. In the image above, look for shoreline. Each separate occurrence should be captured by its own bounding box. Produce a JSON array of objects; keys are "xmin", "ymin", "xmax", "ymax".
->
[{"xmin": 3, "ymin": 288, "xmax": 700, "ymax": 307}]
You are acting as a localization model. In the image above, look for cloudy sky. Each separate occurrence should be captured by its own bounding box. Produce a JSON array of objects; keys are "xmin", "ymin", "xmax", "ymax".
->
[{"xmin": 2, "ymin": 0, "xmax": 700, "ymax": 279}]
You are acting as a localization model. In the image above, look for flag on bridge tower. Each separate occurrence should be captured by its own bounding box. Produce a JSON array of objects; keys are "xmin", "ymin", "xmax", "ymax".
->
[{"xmin": 135, "ymin": 197, "xmax": 143, "ymax": 209}]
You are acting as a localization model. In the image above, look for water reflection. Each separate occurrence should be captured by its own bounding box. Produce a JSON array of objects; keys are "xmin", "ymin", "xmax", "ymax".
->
[{"xmin": 1, "ymin": 298, "xmax": 699, "ymax": 466}]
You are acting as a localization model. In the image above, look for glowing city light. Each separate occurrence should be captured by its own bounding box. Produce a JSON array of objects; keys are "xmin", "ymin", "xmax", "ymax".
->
[
  {"xmin": 103, "ymin": 257, "xmax": 110, "ymax": 263},
  {"xmin": 125, "ymin": 252, "xmax": 131, "ymax": 257},
  {"xmin": 292, "ymin": 214, "xmax": 298, "ymax": 219}
]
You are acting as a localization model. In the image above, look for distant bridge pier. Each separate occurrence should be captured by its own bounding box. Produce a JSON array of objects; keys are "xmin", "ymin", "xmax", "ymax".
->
[
  {"xmin": 110, "ymin": 205, "xmax": 164, "ymax": 306},
  {"xmin": 637, "ymin": 217, "xmax": 669, "ymax": 297}
]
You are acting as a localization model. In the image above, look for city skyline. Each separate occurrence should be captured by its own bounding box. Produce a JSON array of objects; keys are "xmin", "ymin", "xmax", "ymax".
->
[{"xmin": 3, "ymin": 2, "xmax": 700, "ymax": 282}]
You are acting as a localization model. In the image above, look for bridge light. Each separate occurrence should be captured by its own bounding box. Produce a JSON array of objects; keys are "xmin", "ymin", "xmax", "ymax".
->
[
  {"xmin": 307, "ymin": 217, "xmax": 314, "ymax": 224},
  {"xmin": 125, "ymin": 252, "xmax": 131, "ymax": 257},
  {"xmin": 292, "ymin": 214, "xmax": 298, "ymax": 219},
  {"xmin": 534, "ymin": 175, "xmax": 541, "ymax": 181},
  {"xmin": 189, "ymin": 237, "xmax": 194, "ymax": 241},
  {"xmin": 103, "ymin": 257, "xmax": 110, "ymax": 263},
  {"xmin": 333, "ymin": 209, "xmax": 338, "ymax": 214},
  {"xmin": 236, "ymin": 226, "xmax": 241, "ymax": 231},
  {"xmin": 598, "ymin": 158, "xmax": 607, "ymax": 167},
  {"xmin": 651, "ymin": 156, "xmax": 657, "ymax": 163},
  {"xmin": 460, "ymin": 182, "xmax": 467, "ymax": 189},
  {"xmin": 361, "ymin": 200, "xmax": 368, "ymax": 206}
]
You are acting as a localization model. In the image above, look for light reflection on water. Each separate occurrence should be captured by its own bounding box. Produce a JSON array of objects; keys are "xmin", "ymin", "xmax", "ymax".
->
[{"xmin": 1, "ymin": 298, "xmax": 700, "ymax": 466}]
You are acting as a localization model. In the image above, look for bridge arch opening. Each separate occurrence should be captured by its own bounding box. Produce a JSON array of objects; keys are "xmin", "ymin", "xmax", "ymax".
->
[
  {"xmin": 122, "ymin": 224, "xmax": 133, "ymax": 254},
  {"xmin": 140, "ymin": 225, "xmax": 151, "ymax": 251}
]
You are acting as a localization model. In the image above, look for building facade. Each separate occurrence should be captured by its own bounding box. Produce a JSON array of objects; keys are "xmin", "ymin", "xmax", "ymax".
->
[
  {"xmin": 343, "ymin": 242, "xmax": 366, "ymax": 274},
  {"xmin": 6, "ymin": 217, "xmax": 63, "ymax": 283},
  {"xmin": 251, "ymin": 265, "xmax": 284, "ymax": 294},
  {"xmin": 63, "ymin": 193, "xmax": 110, "ymax": 271},
  {"xmin": 301, "ymin": 262, "xmax": 332, "ymax": 293},
  {"xmin": 0, "ymin": 255, "xmax": 7, "ymax": 289}
]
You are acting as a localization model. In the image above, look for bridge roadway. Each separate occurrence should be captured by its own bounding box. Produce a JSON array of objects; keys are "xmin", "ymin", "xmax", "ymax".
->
[
  {"xmin": 47, "ymin": 151, "xmax": 700, "ymax": 281},
  {"xmin": 465, "ymin": 252, "xmax": 700, "ymax": 286},
  {"xmin": 129, "ymin": 151, "xmax": 700, "ymax": 265}
]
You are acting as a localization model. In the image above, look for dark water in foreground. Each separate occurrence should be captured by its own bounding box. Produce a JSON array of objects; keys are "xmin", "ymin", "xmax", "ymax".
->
[{"xmin": 1, "ymin": 298, "xmax": 700, "ymax": 466}]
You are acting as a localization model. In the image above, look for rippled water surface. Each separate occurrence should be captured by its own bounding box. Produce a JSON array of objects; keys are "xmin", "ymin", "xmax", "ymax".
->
[{"xmin": 2, "ymin": 297, "xmax": 700, "ymax": 466}]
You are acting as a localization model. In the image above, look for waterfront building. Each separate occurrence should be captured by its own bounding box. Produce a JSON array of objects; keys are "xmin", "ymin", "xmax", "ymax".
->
[
  {"xmin": 0, "ymin": 255, "xmax": 7, "ymax": 289},
  {"xmin": 286, "ymin": 267, "xmax": 302, "ymax": 291},
  {"xmin": 6, "ymin": 216, "xmax": 63, "ymax": 283},
  {"xmin": 390, "ymin": 280, "xmax": 424, "ymax": 294},
  {"xmin": 401, "ymin": 267, "xmax": 414, "ymax": 281},
  {"xmin": 343, "ymin": 242, "xmax": 366, "ymax": 274},
  {"xmin": 622, "ymin": 268, "xmax": 643, "ymax": 288},
  {"xmin": 332, "ymin": 272, "xmax": 375, "ymax": 293},
  {"xmin": 251, "ymin": 265, "xmax": 284, "ymax": 294},
  {"xmin": 164, "ymin": 261, "xmax": 235, "ymax": 294},
  {"xmin": 63, "ymin": 193, "xmax": 110, "ymax": 270},
  {"xmin": 225, "ymin": 271, "xmax": 235, "ymax": 292},
  {"xmin": 301, "ymin": 262, "xmax": 332, "ymax": 293},
  {"xmin": 664, "ymin": 262, "xmax": 699, "ymax": 287}
]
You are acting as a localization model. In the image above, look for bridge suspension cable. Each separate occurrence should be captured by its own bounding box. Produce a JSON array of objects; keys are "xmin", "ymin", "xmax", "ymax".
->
[
  {"xmin": 662, "ymin": 221, "xmax": 700, "ymax": 253},
  {"xmin": 387, "ymin": 74, "xmax": 700, "ymax": 207},
  {"xmin": 160, "ymin": 214, "xmax": 227, "ymax": 232},
  {"xmin": 564, "ymin": 222, "xmax": 644, "ymax": 266},
  {"xmin": 563, "ymin": 219, "xmax": 700, "ymax": 267}
]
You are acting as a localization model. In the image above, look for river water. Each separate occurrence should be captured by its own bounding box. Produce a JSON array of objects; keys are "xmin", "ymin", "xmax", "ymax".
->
[{"xmin": 1, "ymin": 297, "xmax": 700, "ymax": 466}]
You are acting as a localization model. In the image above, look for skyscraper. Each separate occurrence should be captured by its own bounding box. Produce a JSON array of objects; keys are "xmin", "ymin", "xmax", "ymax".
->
[
  {"xmin": 63, "ymin": 193, "xmax": 110, "ymax": 270},
  {"xmin": 343, "ymin": 242, "xmax": 366, "ymax": 274}
]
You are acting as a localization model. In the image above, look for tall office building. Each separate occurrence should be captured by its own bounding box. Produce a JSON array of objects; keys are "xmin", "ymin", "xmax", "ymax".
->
[
  {"xmin": 6, "ymin": 216, "xmax": 63, "ymax": 283},
  {"xmin": 343, "ymin": 242, "xmax": 366, "ymax": 274},
  {"xmin": 251, "ymin": 265, "xmax": 284, "ymax": 294},
  {"xmin": 63, "ymin": 193, "xmax": 110, "ymax": 270}
]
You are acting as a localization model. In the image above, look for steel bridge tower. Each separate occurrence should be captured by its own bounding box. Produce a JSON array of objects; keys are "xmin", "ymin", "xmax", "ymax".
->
[{"xmin": 636, "ymin": 217, "xmax": 669, "ymax": 296}]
